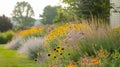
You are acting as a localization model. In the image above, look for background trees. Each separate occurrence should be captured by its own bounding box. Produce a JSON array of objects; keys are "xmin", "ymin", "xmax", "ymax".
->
[
  {"xmin": 40, "ymin": 5, "xmax": 58, "ymax": 24},
  {"xmin": 53, "ymin": 6, "xmax": 75, "ymax": 23},
  {"xmin": 40, "ymin": 5, "xmax": 75, "ymax": 24},
  {"xmin": 0, "ymin": 15, "xmax": 13, "ymax": 32},
  {"xmin": 12, "ymin": 1, "xmax": 35, "ymax": 28},
  {"xmin": 61, "ymin": 0, "xmax": 110, "ymax": 19}
]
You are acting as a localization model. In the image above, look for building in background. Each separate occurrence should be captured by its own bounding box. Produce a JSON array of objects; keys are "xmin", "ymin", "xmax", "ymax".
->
[{"xmin": 110, "ymin": 0, "xmax": 120, "ymax": 28}]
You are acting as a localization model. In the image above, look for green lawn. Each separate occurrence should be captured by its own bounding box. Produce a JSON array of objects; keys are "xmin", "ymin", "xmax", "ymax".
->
[{"xmin": 0, "ymin": 45, "xmax": 40, "ymax": 67}]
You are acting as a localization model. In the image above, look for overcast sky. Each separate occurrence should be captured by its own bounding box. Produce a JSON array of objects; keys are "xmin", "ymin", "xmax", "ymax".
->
[{"xmin": 0, "ymin": 0, "xmax": 60, "ymax": 19}]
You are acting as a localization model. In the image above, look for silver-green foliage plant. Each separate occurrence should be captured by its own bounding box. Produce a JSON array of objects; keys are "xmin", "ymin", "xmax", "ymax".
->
[
  {"xmin": 18, "ymin": 37, "xmax": 44, "ymax": 59},
  {"xmin": 6, "ymin": 37, "xmax": 25, "ymax": 50}
]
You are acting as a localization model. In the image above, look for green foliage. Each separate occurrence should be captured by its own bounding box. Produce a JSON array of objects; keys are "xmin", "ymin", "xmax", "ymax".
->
[
  {"xmin": 0, "ymin": 31, "xmax": 14, "ymax": 44},
  {"xmin": 12, "ymin": 1, "xmax": 35, "ymax": 28},
  {"xmin": 49, "ymin": 39, "xmax": 59, "ymax": 49},
  {"xmin": 4, "ymin": 31, "xmax": 14, "ymax": 42},
  {"xmin": 95, "ymin": 49, "xmax": 120, "ymax": 66},
  {"xmin": 62, "ymin": 0, "xmax": 110, "ymax": 19},
  {"xmin": 0, "ymin": 33, "xmax": 6, "ymax": 44},
  {"xmin": 77, "ymin": 27, "xmax": 120, "ymax": 56},
  {"xmin": 0, "ymin": 15, "xmax": 13, "ymax": 32},
  {"xmin": 41, "ymin": 5, "xmax": 58, "ymax": 24},
  {"xmin": 53, "ymin": 7, "xmax": 75, "ymax": 23}
]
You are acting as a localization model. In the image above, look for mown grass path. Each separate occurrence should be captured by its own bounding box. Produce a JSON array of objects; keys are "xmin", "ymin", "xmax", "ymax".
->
[{"xmin": 0, "ymin": 45, "xmax": 40, "ymax": 67}]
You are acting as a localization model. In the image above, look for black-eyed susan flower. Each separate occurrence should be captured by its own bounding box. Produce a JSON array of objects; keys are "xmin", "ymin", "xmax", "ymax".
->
[
  {"xmin": 68, "ymin": 53, "xmax": 71, "ymax": 56},
  {"xmin": 61, "ymin": 48, "xmax": 64, "ymax": 50},
  {"xmin": 44, "ymin": 23, "xmax": 91, "ymax": 41},
  {"xmin": 48, "ymin": 54, "xmax": 51, "ymax": 57},
  {"xmin": 34, "ymin": 58, "xmax": 38, "ymax": 62},
  {"xmin": 57, "ymin": 46, "xmax": 60, "ymax": 49},
  {"xmin": 18, "ymin": 27, "xmax": 42, "ymax": 38},
  {"xmin": 56, "ymin": 50, "xmax": 59, "ymax": 52},
  {"xmin": 60, "ymin": 53, "xmax": 63, "ymax": 55},
  {"xmin": 54, "ymin": 48, "xmax": 56, "ymax": 51},
  {"xmin": 54, "ymin": 56, "xmax": 56, "ymax": 58}
]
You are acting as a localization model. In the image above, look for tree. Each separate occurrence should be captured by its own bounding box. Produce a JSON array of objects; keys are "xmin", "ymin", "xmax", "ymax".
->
[
  {"xmin": 53, "ymin": 6, "xmax": 75, "ymax": 23},
  {"xmin": 12, "ymin": 1, "xmax": 35, "ymax": 28},
  {"xmin": 61, "ymin": 0, "xmax": 110, "ymax": 19},
  {"xmin": 40, "ymin": 5, "xmax": 58, "ymax": 24},
  {"xmin": 0, "ymin": 15, "xmax": 13, "ymax": 32}
]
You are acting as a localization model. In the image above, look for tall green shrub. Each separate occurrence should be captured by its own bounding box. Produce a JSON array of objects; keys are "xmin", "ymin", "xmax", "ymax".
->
[
  {"xmin": 0, "ymin": 31, "xmax": 14, "ymax": 44},
  {"xmin": 41, "ymin": 5, "xmax": 58, "ymax": 24},
  {"xmin": 62, "ymin": 0, "xmax": 110, "ymax": 19},
  {"xmin": 0, "ymin": 15, "xmax": 13, "ymax": 32},
  {"xmin": 0, "ymin": 33, "xmax": 6, "ymax": 44}
]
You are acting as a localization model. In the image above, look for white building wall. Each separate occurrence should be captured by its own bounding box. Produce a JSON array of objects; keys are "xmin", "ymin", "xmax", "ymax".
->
[{"xmin": 110, "ymin": 0, "xmax": 120, "ymax": 28}]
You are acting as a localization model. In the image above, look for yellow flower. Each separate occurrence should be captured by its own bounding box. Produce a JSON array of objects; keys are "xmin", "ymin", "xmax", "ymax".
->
[
  {"xmin": 90, "ymin": 58, "xmax": 99, "ymax": 64},
  {"xmin": 37, "ymin": 51, "xmax": 41, "ymax": 56},
  {"xmin": 98, "ymin": 50, "xmax": 104, "ymax": 54},
  {"xmin": 16, "ymin": 27, "xmax": 42, "ymax": 38},
  {"xmin": 45, "ymin": 23, "xmax": 91, "ymax": 41},
  {"xmin": 68, "ymin": 62, "xmax": 76, "ymax": 67},
  {"xmin": 34, "ymin": 58, "xmax": 39, "ymax": 62}
]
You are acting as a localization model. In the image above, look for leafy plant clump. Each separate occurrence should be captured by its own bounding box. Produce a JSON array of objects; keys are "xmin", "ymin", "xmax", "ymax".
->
[{"xmin": 0, "ymin": 30, "xmax": 14, "ymax": 44}]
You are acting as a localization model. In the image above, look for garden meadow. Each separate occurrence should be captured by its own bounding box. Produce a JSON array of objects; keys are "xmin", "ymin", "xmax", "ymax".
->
[
  {"xmin": 0, "ymin": 0, "xmax": 120, "ymax": 67},
  {"xmin": 1, "ymin": 21, "xmax": 120, "ymax": 67}
]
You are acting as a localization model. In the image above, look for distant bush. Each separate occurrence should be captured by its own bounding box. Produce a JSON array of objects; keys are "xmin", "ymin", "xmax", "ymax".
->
[
  {"xmin": 0, "ymin": 15, "xmax": 13, "ymax": 32},
  {"xmin": 0, "ymin": 30, "xmax": 14, "ymax": 44},
  {"xmin": 4, "ymin": 31, "xmax": 14, "ymax": 42},
  {"xmin": 0, "ymin": 33, "xmax": 6, "ymax": 44}
]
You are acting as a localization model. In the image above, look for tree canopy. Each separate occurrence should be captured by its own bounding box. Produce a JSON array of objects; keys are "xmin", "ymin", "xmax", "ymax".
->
[
  {"xmin": 40, "ymin": 5, "xmax": 58, "ymax": 24},
  {"xmin": 12, "ymin": 1, "xmax": 35, "ymax": 28},
  {"xmin": 61, "ymin": 0, "xmax": 110, "ymax": 19},
  {"xmin": 0, "ymin": 15, "xmax": 13, "ymax": 32},
  {"xmin": 53, "ymin": 6, "xmax": 75, "ymax": 23}
]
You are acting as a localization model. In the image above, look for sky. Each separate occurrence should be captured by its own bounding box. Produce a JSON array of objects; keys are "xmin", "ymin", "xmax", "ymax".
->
[{"xmin": 0, "ymin": 0, "xmax": 60, "ymax": 19}]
